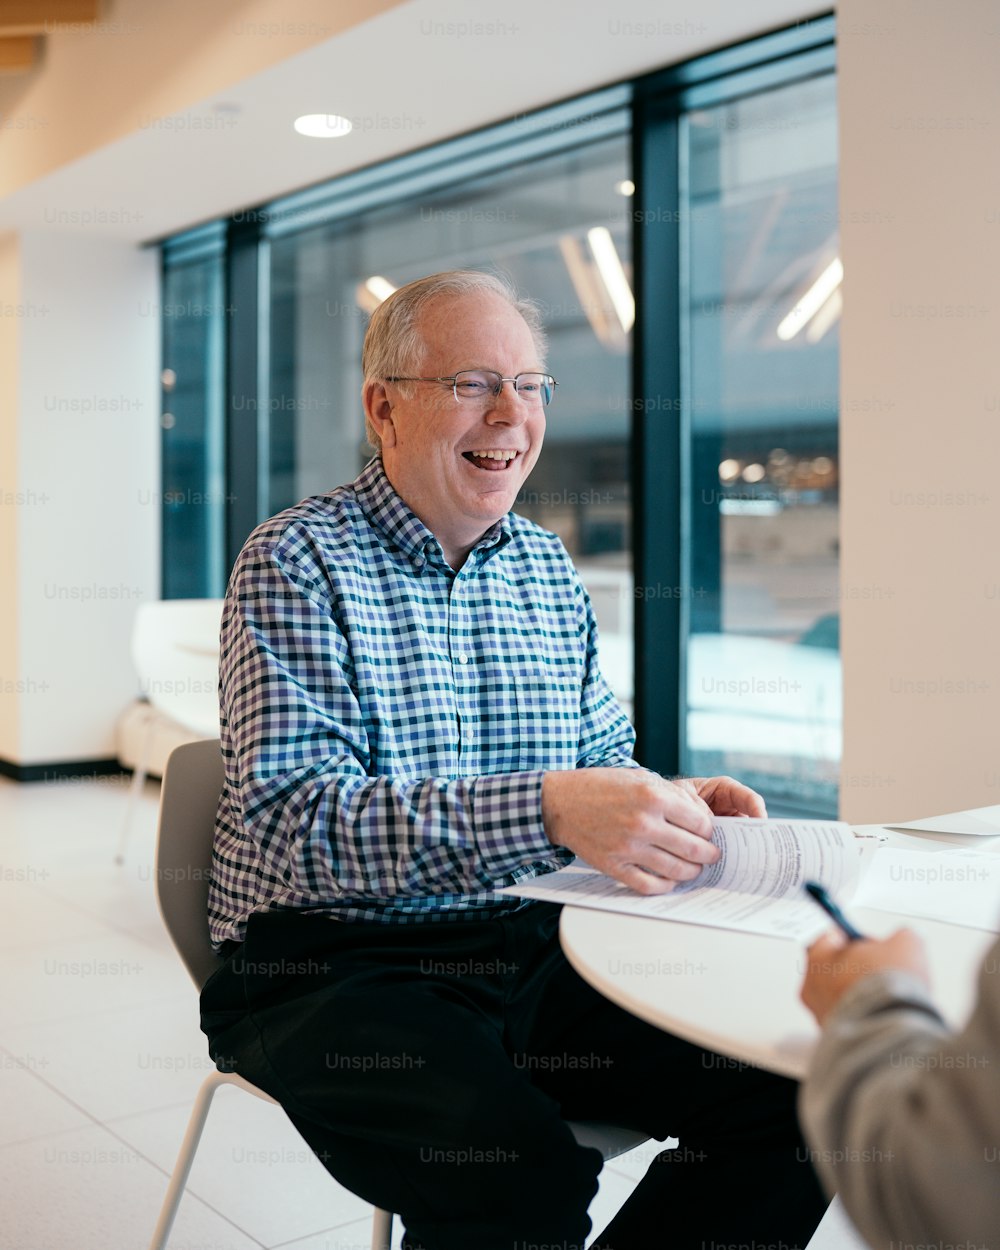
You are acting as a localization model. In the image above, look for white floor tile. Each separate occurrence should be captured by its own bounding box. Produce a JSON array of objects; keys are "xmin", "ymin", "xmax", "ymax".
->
[
  {"xmin": 265, "ymin": 1162, "xmax": 637, "ymax": 1250},
  {"xmin": 0, "ymin": 928, "xmax": 190, "ymax": 1029},
  {"xmin": 0, "ymin": 881, "xmax": 113, "ymax": 952},
  {"xmin": 109, "ymin": 1085, "xmax": 371, "ymax": 1247},
  {"xmin": 0, "ymin": 774, "xmax": 159, "ymax": 866},
  {"xmin": 270, "ymin": 1215, "xmax": 404, "ymax": 1250},
  {"xmin": 3, "ymin": 993, "xmax": 210, "ymax": 1122},
  {"xmin": 38, "ymin": 862, "xmax": 176, "ymax": 949},
  {"xmin": 0, "ymin": 1050, "xmax": 91, "ymax": 1146},
  {"xmin": 805, "ymin": 1196, "xmax": 870, "ymax": 1249},
  {"xmin": 601, "ymin": 1134, "xmax": 676, "ymax": 1183},
  {"xmin": 0, "ymin": 1121, "xmax": 261, "ymax": 1250},
  {"xmin": 586, "ymin": 1163, "xmax": 639, "ymax": 1247}
]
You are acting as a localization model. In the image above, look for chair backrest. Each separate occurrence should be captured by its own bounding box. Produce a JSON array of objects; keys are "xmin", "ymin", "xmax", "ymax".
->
[{"xmin": 155, "ymin": 738, "xmax": 227, "ymax": 990}]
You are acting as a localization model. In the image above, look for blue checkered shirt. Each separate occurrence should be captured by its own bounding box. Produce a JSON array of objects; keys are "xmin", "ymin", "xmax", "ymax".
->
[{"xmin": 208, "ymin": 457, "xmax": 637, "ymax": 946}]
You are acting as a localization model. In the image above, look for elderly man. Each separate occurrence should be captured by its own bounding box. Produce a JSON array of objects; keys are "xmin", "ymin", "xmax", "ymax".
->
[{"xmin": 201, "ymin": 270, "xmax": 825, "ymax": 1250}]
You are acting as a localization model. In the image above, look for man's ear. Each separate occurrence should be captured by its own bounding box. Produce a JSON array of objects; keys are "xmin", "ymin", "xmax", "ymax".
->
[{"xmin": 363, "ymin": 379, "xmax": 398, "ymax": 449}]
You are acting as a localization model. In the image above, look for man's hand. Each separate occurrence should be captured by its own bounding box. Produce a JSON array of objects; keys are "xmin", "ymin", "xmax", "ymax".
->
[
  {"xmin": 542, "ymin": 768, "xmax": 732, "ymax": 895},
  {"xmin": 800, "ymin": 929, "xmax": 931, "ymax": 1026},
  {"xmin": 673, "ymin": 775, "xmax": 767, "ymax": 819}
]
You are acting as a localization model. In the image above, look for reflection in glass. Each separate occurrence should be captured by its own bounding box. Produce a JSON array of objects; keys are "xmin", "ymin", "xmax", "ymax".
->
[
  {"xmin": 161, "ymin": 257, "xmax": 225, "ymax": 598},
  {"xmin": 681, "ymin": 76, "xmax": 840, "ymax": 815}
]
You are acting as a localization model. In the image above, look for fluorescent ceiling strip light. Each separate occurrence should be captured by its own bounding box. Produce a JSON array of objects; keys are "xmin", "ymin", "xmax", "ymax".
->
[
  {"xmin": 558, "ymin": 234, "xmax": 617, "ymax": 348},
  {"xmin": 805, "ymin": 287, "xmax": 843, "ymax": 344},
  {"xmin": 586, "ymin": 226, "xmax": 635, "ymax": 333},
  {"xmin": 365, "ymin": 276, "xmax": 396, "ymax": 303},
  {"xmin": 355, "ymin": 275, "xmax": 397, "ymax": 314},
  {"xmin": 777, "ymin": 257, "xmax": 843, "ymax": 341}
]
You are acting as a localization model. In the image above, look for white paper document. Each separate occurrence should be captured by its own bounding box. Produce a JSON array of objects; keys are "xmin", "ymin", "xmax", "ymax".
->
[
  {"xmin": 853, "ymin": 848, "xmax": 1000, "ymax": 932},
  {"xmin": 886, "ymin": 804, "xmax": 1000, "ymax": 838},
  {"xmin": 501, "ymin": 819, "xmax": 860, "ymax": 941}
]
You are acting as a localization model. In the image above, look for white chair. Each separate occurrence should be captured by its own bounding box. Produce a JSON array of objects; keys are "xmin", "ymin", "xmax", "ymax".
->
[
  {"xmin": 150, "ymin": 739, "xmax": 649, "ymax": 1250},
  {"xmin": 116, "ymin": 599, "xmax": 224, "ymax": 863}
]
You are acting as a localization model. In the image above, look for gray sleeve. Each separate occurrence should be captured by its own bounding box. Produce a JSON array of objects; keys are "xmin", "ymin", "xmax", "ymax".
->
[{"xmin": 798, "ymin": 936, "xmax": 1000, "ymax": 1250}]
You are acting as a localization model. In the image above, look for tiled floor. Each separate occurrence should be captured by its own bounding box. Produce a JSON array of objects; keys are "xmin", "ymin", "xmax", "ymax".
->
[{"xmin": 0, "ymin": 773, "xmax": 658, "ymax": 1250}]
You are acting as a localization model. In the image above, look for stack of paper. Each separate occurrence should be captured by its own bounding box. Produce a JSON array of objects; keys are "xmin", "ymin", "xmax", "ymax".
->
[
  {"xmin": 501, "ymin": 811, "xmax": 1000, "ymax": 940},
  {"xmin": 887, "ymin": 804, "xmax": 1000, "ymax": 837}
]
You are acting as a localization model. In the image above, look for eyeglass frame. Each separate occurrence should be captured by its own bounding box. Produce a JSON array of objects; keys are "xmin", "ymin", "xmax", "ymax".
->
[{"xmin": 384, "ymin": 369, "xmax": 558, "ymax": 407}]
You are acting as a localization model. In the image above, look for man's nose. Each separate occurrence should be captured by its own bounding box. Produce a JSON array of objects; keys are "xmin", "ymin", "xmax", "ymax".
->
[{"xmin": 484, "ymin": 379, "xmax": 527, "ymax": 422}]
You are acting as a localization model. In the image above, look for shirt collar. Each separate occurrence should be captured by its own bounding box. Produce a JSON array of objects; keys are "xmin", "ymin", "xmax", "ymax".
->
[{"xmin": 352, "ymin": 456, "xmax": 513, "ymax": 571}]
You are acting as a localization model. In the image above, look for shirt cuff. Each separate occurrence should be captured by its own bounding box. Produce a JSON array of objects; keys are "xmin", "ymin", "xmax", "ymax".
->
[
  {"xmin": 824, "ymin": 968, "xmax": 944, "ymax": 1029},
  {"xmin": 471, "ymin": 770, "xmax": 554, "ymax": 877},
  {"xmin": 805, "ymin": 968, "xmax": 949, "ymax": 1091}
]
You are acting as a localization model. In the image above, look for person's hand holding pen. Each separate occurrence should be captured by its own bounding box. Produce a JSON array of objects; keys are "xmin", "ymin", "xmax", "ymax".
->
[{"xmin": 800, "ymin": 881, "xmax": 930, "ymax": 1025}]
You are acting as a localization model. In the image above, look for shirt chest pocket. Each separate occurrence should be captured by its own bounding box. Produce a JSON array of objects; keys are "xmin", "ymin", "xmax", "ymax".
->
[{"xmin": 515, "ymin": 663, "xmax": 582, "ymax": 772}]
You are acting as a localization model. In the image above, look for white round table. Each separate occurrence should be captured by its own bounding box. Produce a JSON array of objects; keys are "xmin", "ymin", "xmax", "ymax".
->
[{"xmin": 559, "ymin": 826, "xmax": 998, "ymax": 1078}]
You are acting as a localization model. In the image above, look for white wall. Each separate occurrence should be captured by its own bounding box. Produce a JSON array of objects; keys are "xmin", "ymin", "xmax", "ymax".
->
[
  {"xmin": 0, "ymin": 233, "xmax": 23, "ymax": 762},
  {"xmin": 1, "ymin": 233, "xmax": 160, "ymax": 766},
  {"xmin": 838, "ymin": 0, "xmax": 1000, "ymax": 821}
]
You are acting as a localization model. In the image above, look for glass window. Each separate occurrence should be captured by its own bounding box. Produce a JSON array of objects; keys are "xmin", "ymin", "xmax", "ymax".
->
[
  {"xmin": 157, "ymin": 23, "xmax": 838, "ymax": 774},
  {"xmin": 160, "ymin": 253, "xmax": 226, "ymax": 598},
  {"xmin": 680, "ymin": 75, "xmax": 840, "ymax": 815},
  {"xmin": 265, "ymin": 135, "xmax": 635, "ymax": 712}
]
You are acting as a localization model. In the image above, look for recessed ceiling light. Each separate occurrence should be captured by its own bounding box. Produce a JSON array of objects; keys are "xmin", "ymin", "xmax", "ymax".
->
[
  {"xmin": 615, "ymin": 179, "xmax": 635, "ymax": 197},
  {"xmin": 293, "ymin": 113, "xmax": 353, "ymax": 139}
]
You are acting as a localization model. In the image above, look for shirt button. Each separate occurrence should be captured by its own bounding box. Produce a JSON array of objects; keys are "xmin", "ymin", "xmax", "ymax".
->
[{"xmin": 458, "ymin": 654, "xmax": 470, "ymax": 665}]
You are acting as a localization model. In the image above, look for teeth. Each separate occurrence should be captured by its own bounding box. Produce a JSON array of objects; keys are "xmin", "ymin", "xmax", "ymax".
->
[{"xmin": 469, "ymin": 449, "xmax": 517, "ymax": 460}]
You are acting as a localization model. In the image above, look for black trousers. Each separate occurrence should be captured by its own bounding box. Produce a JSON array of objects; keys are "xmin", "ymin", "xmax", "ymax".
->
[{"xmin": 200, "ymin": 903, "xmax": 825, "ymax": 1250}]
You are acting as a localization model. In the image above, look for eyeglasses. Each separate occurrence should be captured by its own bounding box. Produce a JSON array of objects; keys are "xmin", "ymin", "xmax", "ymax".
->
[{"xmin": 385, "ymin": 369, "xmax": 558, "ymax": 407}]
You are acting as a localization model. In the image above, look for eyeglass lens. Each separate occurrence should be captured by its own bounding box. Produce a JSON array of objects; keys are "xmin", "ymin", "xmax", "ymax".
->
[{"xmin": 453, "ymin": 370, "xmax": 554, "ymax": 406}]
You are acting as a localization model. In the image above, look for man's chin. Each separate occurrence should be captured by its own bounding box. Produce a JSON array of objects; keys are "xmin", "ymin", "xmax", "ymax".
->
[{"xmin": 473, "ymin": 486, "xmax": 520, "ymax": 516}]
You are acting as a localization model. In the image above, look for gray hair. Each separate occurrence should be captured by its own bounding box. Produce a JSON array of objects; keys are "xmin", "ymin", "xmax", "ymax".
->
[{"xmin": 361, "ymin": 269, "xmax": 547, "ymax": 450}]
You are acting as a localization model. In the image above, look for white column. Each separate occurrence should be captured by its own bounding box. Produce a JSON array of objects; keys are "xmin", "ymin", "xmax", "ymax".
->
[
  {"xmin": 838, "ymin": 1, "xmax": 1000, "ymax": 821},
  {"xmin": 0, "ymin": 232, "xmax": 24, "ymax": 763},
  {"xmin": 0, "ymin": 230, "xmax": 160, "ymax": 770}
]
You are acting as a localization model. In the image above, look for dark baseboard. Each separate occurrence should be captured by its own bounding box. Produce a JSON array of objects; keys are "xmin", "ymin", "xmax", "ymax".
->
[{"xmin": 0, "ymin": 757, "xmax": 131, "ymax": 784}]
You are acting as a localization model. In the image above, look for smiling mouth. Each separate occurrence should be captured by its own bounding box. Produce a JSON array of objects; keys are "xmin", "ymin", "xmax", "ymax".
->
[{"xmin": 462, "ymin": 449, "xmax": 521, "ymax": 472}]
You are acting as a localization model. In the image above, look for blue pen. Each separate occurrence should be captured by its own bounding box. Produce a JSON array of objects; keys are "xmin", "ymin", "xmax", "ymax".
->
[{"xmin": 804, "ymin": 880, "xmax": 868, "ymax": 942}]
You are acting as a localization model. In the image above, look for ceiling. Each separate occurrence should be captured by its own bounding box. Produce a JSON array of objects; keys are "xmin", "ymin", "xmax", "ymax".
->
[
  {"xmin": 0, "ymin": 0, "xmax": 830, "ymax": 244},
  {"xmin": 0, "ymin": 0, "xmax": 99, "ymax": 73}
]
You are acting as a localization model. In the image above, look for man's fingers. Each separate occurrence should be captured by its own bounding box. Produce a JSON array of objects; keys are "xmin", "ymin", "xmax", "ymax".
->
[
  {"xmin": 808, "ymin": 929, "xmax": 849, "ymax": 959},
  {"xmin": 642, "ymin": 818, "xmax": 720, "ymax": 868},
  {"xmin": 653, "ymin": 785, "xmax": 714, "ymax": 838},
  {"xmin": 609, "ymin": 834, "xmax": 715, "ymax": 891},
  {"xmin": 738, "ymin": 786, "xmax": 767, "ymax": 818},
  {"xmin": 617, "ymin": 864, "xmax": 679, "ymax": 896},
  {"xmin": 685, "ymin": 775, "xmax": 767, "ymax": 819}
]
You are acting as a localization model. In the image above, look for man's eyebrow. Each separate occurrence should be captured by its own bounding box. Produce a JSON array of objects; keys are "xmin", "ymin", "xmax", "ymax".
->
[{"xmin": 452, "ymin": 364, "xmax": 547, "ymax": 373}]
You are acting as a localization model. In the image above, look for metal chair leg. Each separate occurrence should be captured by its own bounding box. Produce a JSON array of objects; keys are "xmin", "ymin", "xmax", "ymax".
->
[
  {"xmin": 371, "ymin": 1207, "xmax": 394, "ymax": 1250},
  {"xmin": 115, "ymin": 707, "xmax": 155, "ymax": 864},
  {"xmin": 149, "ymin": 1068, "xmax": 396, "ymax": 1250},
  {"xmin": 147, "ymin": 1069, "xmax": 227, "ymax": 1250}
]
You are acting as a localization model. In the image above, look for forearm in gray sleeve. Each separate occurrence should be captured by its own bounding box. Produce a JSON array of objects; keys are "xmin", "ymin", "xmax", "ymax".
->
[{"xmin": 799, "ymin": 951, "xmax": 1000, "ymax": 1250}]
